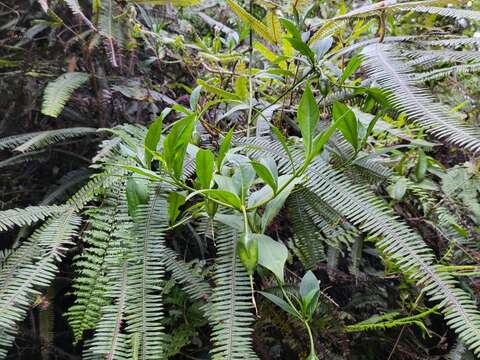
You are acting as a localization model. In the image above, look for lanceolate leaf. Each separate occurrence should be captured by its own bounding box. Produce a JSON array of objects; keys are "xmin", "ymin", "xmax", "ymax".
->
[{"xmin": 225, "ymin": 0, "xmax": 276, "ymax": 44}]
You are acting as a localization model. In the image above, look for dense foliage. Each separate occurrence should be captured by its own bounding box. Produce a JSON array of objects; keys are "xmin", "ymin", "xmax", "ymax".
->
[{"xmin": 1, "ymin": 0, "xmax": 480, "ymax": 359}]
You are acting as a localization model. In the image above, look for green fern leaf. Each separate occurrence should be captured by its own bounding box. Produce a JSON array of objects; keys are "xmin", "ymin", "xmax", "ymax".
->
[
  {"xmin": 0, "ymin": 205, "xmax": 69, "ymax": 232},
  {"xmin": 41, "ymin": 72, "xmax": 89, "ymax": 118},
  {"xmin": 208, "ymin": 222, "xmax": 258, "ymax": 360},
  {"xmin": 361, "ymin": 44, "xmax": 480, "ymax": 153},
  {"xmin": 125, "ymin": 186, "xmax": 168, "ymax": 359}
]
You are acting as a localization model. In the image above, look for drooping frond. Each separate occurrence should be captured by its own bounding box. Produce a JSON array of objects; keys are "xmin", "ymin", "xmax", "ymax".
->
[
  {"xmin": 208, "ymin": 222, "xmax": 258, "ymax": 360},
  {"xmin": 361, "ymin": 44, "xmax": 480, "ymax": 153},
  {"xmin": 240, "ymin": 136, "xmax": 480, "ymax": 355},
  {"xmin": 163, "ymin": 247, "xmax": 211, "ymax": 301},
  {"xmin": 41, "ymin": 72, "xmax": 90, "ymax": 118},
  {"xmin": 98, "ymin": 0, "xmax": 123, "ymax": 66},
  {"xmin": 125, "ymin": 186, "xmax": 168, "ymax": 359},
  {"xmin": 0, "ymin": 210, "xmax": 81, "ymax": 358},
  {"xmin": 405, "ymin": 50, "xmax": 480, "ymax": 67},
  {"xmin": 64, "ymin": 0, "xmax": 95, "ymax": 29},
  {"xmin": 414, "ymin": 63, "xmax": 480, "ymax": 82},
  {"xmin": 402, "ymin": 6, "xmax": 480, "ymax": 21},
  {"xmin": 84, "ymin": 199, "xmax": 132, "ymax": 360},
  {"xmin": 287, "ymin": 191, "xmax": 326, "ymax": 269},
  {"xmin": 0, "ymin": 127, "xmax": 97, "ymax": 152},
  {"xmin": 0, "ymin": 205, "xmax": 69, "ymax": 232},
  {"xmin": 0, "ymin": 150, "xmax": 49, "ymax": 168},
  {"xmin": 67, "ymin": 191, "xmax": 123, "ymax": 342},
  {"xmin": 85, "ymin": 261, "xmax": 131, "ymax": 360}
]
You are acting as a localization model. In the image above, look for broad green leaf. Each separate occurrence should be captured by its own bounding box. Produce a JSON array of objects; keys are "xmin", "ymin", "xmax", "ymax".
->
[
  {"xmin": 215, "ymin": 213, "xmax": 244, "ymax": 231},
  {"xmin": 261, "ymin": 175, "xmax": 300, "ymax": 231},
  {"xmin": 237, "ymin": 232, "xmax": 259, "ymax": 275},
  {"xmin": 286, "ymin": 37, "xmax": 315, "ymax": 64},
  {"xmin": 300, "ymin": 271, "xmax": 319, "ymax": 301},
  {"xmin": 333, "ymin": 101, "xmax": 358, "ymax": 150},
  {"xmin": 167, "ymin": 191, "xmax": 186, "ymax": 224},
  {"xmin": 217, "ymin": 127, "xmax": 235, "ymax": 171},
  {"xmin": 339, "ymin": 55, "xmax": 362, "ymax": 85},
  {"xmin": 144, "ymin": 110, "xmax": 169, "ymax": 168},
  {"xmin": 214, "ymin": 174, "xmax": 240, "ymax": 195},
  {"xmin": 259, "ymin": 291, "xmax": 301, "ymax": 319},
  {"xmin": 126, "ymin": 177, "xmax": 149, "ymax": 217},
  {"xmin": 251, "ymin": 161, "xmax": 278, "ymax": 193},
  {"xmin": 298, "ymin": 82, "xmax": 320, "ymax": 157},
  {"xmin": 196, "ymin": 149, "xmax": 214, "ymax": 189},
  {"xmin": 233, "ymin": 164, "xmax": 256, "ymax": 202},
  {"xmin": 190, "ymin": 85, "xmax": 202, "ymax": 111},
  {"xmin": 163, "ymin": 114, "xmax": 196, "ymax": 178},
  {"xmin": 203, "ymin": 189, "xmax": 242, "ymax": 209},
  {"xmin": 257, "ymin": 234, "xmax": 288, "ymax": 283}
]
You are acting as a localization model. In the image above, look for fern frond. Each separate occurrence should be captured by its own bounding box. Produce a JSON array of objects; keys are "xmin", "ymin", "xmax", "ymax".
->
[
  {"xmin": 0, "ymin": 211, "xmax": 81, "ymax": 357},
  {"xmin": 98, "ymin": 0, "xmax": 121, "ymax": 67},
  {"xmin": 287, "ymin": 191, "xmax": 326, "ymax": 269},
  {"xmin": 0, "ymin": 150, "xmax": 49, "ymax": 168},
  {"xmin": 208, "ymin": 222, "xmax": 258, "ymax": 359},
  {"xmin": 240, "ymin": 136, "xmax": 480, "ymax": 355},
  {"xmin": 361, "ymin": 44, "xmax": 480, "ymax": 153},
  {"xmin": 0, "ymin": 127, "xmax": 96, "ymax": 152},
  {"xmin": 86, "ymin": 261, "xmax": 131, "ymax": 360},
  {"xmin": 125, "ymin": 186, "xmax": 167, "ymax": 359},
  {"xmin": 225, "ymin": 0, "xmax": 276, "ymax": 44},
  {"xmin": 67, "ymin": 191, "xmax": 123, "ymax": 342},
  {"xmin": 163, "ymin": 247, "xmax": 211, "ymax": 301},
  {"xmin": 41, "ymin": 72, "xmax": 90, "ymax": 118},
  {"xmin": 402, "ymin": 6, "xmax": 480, "ymax": 21},
  {"xmin": 64, "ymin": 0, "xmax": 95, "ymax": 29},
  {"xmin": 413, "ymin": 63, "xmax": 480, "ymax": 82},
  {"xmin": 0, "ymin": 205, "xmax": 69, "ymax": 232},
  {"xmin": 405, "ymin": 50, "xmax": 480, "ymax": 67},
  {"xmin": 84, "ymin": 198, "xmax": 132, "ymax": 360}
]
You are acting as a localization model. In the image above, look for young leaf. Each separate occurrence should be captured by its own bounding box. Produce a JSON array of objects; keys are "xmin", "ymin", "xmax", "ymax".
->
[
  {"xmin": 265, "ymin": 11, "xmax": 282, "ymax": 44},
  {"xmin": 415, "ymin": 150, "xmax": 428, "ymax": 182},
  {"xmin": 144, "ymin": 111, "xmax": 167, "ymax": 168},
  {"xmin": 300, "ymin": 271, "xmax": 320, "ymax": 302},
  {"xmin": 203, "ymin": 189, "xmax": 242, "ymax": 209},
  {"xmin": 251, "ymin": 161, "xmax": 278, "ymax": 193},
  {"xmin": 163, "ymin": 114, "xmax": 196, "ymax": 178},
  {"xmin": 286, "ymin": 37, "xmax": 315, "ymax": 65},
  {"xmin": 196, "ymin": 149, "xmax": 215, "ymax": 189},
  {"xmin": 168, "ymin": 191, "xmax": 186, "ymax": 225},
  {"xmin": 332, "ymin": 101, "xmax": 358, "ymax": 151},
  {"xmin": 217, "ymin": 127, "xmax": 235, "ymax": 171},
  {"xmin": 298, "ymin": 82, "xmax": 320, "ymax": 157},
  {"xmin": 257, "ymin": 234, "xmax": 288, "ymax": 283},
  {"xmin": 126, "ymin": 177, "xmax": 149, "ymax": 217},
  {"xmin": 339, "ymin": 55, "xmax": 362, "ymax": 85},
  {"xmin": 259, "ymin": 291, "xmax": 301, "ymax": 319},
  {"xmin": 237, "ymin": 232, "xmax": 259, "ymax": 275}
]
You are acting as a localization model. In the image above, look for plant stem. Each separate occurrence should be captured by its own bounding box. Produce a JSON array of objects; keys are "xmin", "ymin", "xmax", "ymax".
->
[{"xmin": 304, "ymin": 321, "xmax": 316, "ymax": 358}]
